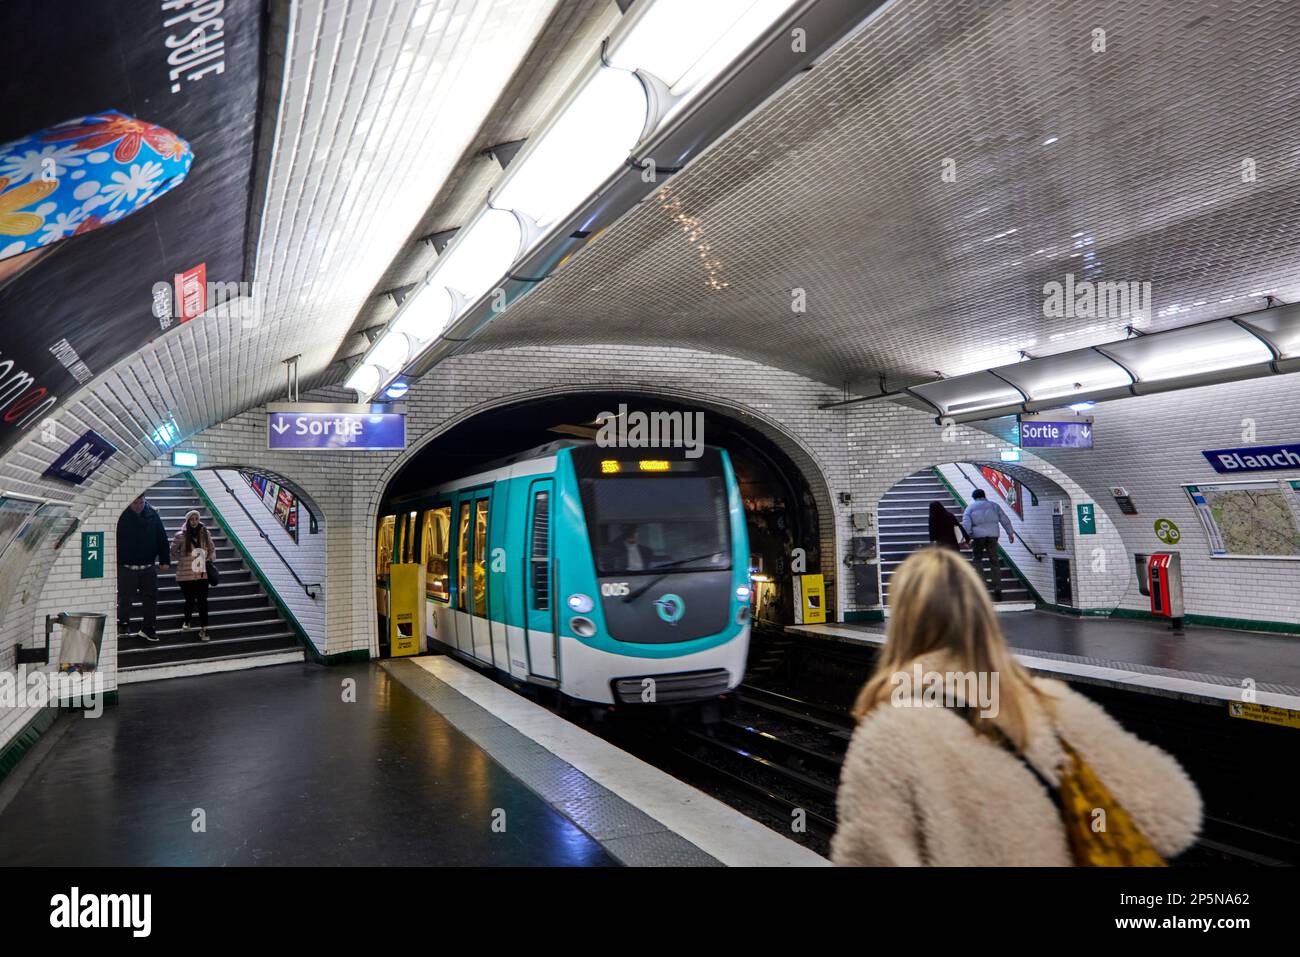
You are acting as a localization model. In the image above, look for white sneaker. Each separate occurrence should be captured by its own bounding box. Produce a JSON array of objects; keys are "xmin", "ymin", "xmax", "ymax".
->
[
  {"xmin": 181, "ymin": 622, "xmax": 192, "ymax": 631},
  {"xmin": 199, "ymin": 628, "xmax": 210, "ymax": 642}
]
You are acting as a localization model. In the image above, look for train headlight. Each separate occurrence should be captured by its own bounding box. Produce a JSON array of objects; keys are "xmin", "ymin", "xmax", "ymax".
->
[
  {"xmin": 570, "ymin": 616, "xmax": 597, "ymax": 638},
  {"xmin": 735, "ymin": 585, "xmax": 751, "ymax": 601},
  {"xmin": 567, "ymin": 593, "xmax": 594, "ymax": 614}
]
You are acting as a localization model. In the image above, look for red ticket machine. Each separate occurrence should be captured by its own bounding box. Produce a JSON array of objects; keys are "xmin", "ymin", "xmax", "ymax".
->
[{"xmin": 1147, "ymin": 552, "xmax": 1184, "ymax": 633}]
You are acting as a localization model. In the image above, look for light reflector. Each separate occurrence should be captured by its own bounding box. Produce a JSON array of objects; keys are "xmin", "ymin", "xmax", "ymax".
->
[
  {"xmin": 607, "ymin": 0, "xmax": 799, "ymax": 98},
  {"xmin": 429, "ymin": 208, "xmax": 523, "ymax": 306},
  {"xmin": 493, "ymin": 68, "xmax": 647, "ymax": 230}
]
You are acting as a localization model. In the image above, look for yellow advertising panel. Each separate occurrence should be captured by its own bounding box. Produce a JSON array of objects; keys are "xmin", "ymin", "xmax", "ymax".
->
[
  {"xmin": 389, "ymin": 563, "xmax": 426, "ymax": 657},
  {"xmin": 1227, "ymin": 701, "xmax": 1300, "ymax": 730},
  {"xmin": 797, "ymin": 573, "xmax": 826, "ymax": 624}
]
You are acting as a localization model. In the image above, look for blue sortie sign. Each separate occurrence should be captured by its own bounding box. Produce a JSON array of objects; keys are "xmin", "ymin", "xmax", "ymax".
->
[
  {"xmin": 1019, "ymin": 420, "xmax": 1094, "ymax": 449},
  {"xmin": 267, "ymin": 412, "xmax": 406, "ymax": 450}
]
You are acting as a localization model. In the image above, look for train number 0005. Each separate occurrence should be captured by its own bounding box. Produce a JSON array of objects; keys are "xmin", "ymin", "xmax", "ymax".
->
[{"xmin": 600, "ymin": 582, "xmax": 630, "ymax": 597}]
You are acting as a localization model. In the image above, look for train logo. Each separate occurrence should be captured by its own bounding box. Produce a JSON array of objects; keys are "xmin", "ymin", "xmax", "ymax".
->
[{"xmin": 653, "ymin": 594, "xmax": 685, "ymax": 625}]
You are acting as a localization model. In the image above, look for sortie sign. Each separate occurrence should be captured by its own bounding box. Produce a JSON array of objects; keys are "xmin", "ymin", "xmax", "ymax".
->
[{"xmin": 267, "ymin": 408, "xmax": 406, "ymax": 450}]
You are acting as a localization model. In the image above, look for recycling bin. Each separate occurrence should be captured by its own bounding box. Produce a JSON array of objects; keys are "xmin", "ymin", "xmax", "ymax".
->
[{"xmin": 52, "ymin": 612, "xmax": 107, "ymax": 673}]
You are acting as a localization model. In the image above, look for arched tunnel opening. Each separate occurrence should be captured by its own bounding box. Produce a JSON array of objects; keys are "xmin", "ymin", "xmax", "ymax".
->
[{"xmin": 378, "ymin": 392, "xmax": 825, "ymax": 654}]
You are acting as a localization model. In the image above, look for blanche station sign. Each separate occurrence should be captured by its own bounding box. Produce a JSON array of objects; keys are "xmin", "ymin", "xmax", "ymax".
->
[{"xmin": 266, "ymin": 403, "xmax": 406, "ymax": 451}]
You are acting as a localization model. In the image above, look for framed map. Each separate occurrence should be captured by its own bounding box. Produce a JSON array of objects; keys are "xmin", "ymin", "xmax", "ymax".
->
[{"xmin": 1184, "ymin": 480, "xmax": 1300, "ymax": 560}]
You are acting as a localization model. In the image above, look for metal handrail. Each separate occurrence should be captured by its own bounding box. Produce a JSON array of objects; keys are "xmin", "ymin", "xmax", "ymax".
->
[
  {"xmin": 199, "ymin": 472, "xmax": 321, "ymax": 599},
  {"xmin": 949, "ymin": 464, "xmax": 1047, "ymax": 562}
]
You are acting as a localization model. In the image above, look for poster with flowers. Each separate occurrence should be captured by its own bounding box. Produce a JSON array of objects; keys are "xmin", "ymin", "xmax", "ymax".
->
[{"xmin": 0, "ymin": 0, "xmax": 262, "ymax": 457}]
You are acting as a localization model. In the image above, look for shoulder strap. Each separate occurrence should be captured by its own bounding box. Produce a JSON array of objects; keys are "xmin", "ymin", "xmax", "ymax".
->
[{"xmin": 965, "ymin": 709, "xmax": 1064, "ymax": 812}]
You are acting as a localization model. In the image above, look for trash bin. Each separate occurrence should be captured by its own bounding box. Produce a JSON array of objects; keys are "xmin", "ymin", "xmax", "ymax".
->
[{"xmin": 54, "ymin": 612, "xmax": 107, "ymax": 673}]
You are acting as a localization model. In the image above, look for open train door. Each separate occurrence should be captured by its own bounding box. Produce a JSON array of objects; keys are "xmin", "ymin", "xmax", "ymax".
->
[{"xmin": 522, "ymin": 479, "xmax": 559, "ymax": 683}]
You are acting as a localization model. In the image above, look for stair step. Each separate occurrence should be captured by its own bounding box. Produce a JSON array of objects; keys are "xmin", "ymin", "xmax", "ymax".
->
[{"xmin": 118, "ymin": 632, "xmax": 300, "ymax": 669}]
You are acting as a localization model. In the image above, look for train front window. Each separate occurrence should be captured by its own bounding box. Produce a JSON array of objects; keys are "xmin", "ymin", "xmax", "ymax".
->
[{"xmin": 587, "ymin": 476, "xmax": 730, "ymax": 575}]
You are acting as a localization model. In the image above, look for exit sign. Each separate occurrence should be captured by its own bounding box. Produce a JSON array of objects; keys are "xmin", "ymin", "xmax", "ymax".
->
[{"xmin": 81, "ymin": 531, "xmax": 104, "ymax": 579}]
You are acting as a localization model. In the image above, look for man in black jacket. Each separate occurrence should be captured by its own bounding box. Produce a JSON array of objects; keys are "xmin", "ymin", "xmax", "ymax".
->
[{"xmin": 117, "ymin": 495, "xmax": 171, "ymax": 642}]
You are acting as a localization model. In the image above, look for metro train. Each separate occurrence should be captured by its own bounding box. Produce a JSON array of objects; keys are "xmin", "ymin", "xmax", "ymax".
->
[{"xmin": 376, "ymin": 440, "xmax": 752, "ymax": 707}]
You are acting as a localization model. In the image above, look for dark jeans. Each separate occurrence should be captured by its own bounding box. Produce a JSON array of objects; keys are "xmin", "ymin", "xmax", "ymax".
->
[
  {"xmin": 117, "ymin": 566, "xmax": 158, "ymax": 635},
  {"xmin": 971, "ymin": 537, "xmax": 1003, "ymax": 597},
  {"xmin": 179, "ymin": 579, "xmax": 209, "ymax": 628}
]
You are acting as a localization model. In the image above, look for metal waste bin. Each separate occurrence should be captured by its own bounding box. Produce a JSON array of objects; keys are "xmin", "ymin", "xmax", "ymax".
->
[{"xmin": 52, "ymin": 612, "xmax": 107, "ymax": 673}]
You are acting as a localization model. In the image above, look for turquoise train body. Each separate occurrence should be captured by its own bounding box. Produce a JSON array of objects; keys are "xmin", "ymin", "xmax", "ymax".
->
[{"xmin": 378, "ymin": 441, "xmax": 752, "ymax": 705}]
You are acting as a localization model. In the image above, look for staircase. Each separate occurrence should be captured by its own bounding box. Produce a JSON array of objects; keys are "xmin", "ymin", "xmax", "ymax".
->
[
  {"xmin": 117, "ymin": 475, "xmax": 301, "ymax": 670},
  {"xmin": 878, "ymin": 468, "xmax": 1032, "ymax": 606}
]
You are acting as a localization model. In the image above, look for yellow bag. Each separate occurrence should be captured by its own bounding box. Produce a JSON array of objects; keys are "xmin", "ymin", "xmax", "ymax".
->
[{"xmin": 1053, "ymin": 739, "xmax": 1166, "ymax": 867}]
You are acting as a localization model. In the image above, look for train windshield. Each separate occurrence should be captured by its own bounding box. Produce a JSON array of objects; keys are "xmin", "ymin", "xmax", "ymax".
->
[{"xmin": 585, "ymin": 475, "xmax": 731, "ymax": 575}]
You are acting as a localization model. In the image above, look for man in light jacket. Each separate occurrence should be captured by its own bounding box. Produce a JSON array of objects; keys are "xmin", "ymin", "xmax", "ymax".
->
[{"xmin": 961, "ymin": 489, "xmax": 1014, "ymax": 601}]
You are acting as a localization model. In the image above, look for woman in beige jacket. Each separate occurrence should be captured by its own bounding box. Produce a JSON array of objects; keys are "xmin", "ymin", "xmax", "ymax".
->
[
  {"xmin": 832, "ymin": 547, "xmax": 1201, "ymax": 866},
  {"xmin": 171, "ymin": 509, "xmax": 215, "ymax": 641}
]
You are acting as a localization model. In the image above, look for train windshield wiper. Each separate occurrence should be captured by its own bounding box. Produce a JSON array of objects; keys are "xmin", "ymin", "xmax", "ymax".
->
[{"xmin": 623, "ymin": 552, "xmax": 726, "ymax": 603}]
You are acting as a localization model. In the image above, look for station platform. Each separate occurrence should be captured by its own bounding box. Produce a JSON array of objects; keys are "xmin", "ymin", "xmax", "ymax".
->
[
  {"xmin": 0, "ymin": 657, "xmax": 824, "ymax": 867},
  {"xmin": 790, "ymin": 613, "xmax": 1300, "ymax": 710}
]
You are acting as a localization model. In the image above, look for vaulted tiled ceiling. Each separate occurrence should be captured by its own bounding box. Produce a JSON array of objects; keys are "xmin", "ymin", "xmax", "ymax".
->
[
  {"xmin": 455, "ymin": 0, "xmax": 1300, "ymax": 393},
  {"xmin": 0, "ymin": 0, "xmax": 576, "ymax": 502}
]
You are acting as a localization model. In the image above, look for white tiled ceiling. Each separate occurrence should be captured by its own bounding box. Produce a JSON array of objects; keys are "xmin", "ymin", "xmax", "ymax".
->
[
  {"xmin": 463, "ymin": 0, "xmax": 1300, "ymax": 393},
  {"xmin": 0, "ymin": 0, "xmax": 563, "ymax": 506}
]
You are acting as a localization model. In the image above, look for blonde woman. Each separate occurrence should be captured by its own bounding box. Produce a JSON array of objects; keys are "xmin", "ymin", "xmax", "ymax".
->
[
  {"xmin": 171, "ymin": 510, "xmax": 215, "ymax": 641},
  {"xmin": 832, "ymin": 547, "xmax": 1201, "ymax": 866}
]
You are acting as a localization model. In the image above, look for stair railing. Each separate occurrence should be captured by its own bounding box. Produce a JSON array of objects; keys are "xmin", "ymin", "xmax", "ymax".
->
[
  {"xmin": 198, "ymin": 472, "xmax": 322, "ymax": 599},
  {"xmin": 948, "ymin": 465, "xmax": 1047, "ymax": 563}
]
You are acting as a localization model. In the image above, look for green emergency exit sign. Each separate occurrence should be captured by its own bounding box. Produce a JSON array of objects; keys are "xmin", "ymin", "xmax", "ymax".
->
[
  {"xmin": 81, "ymin": 531, "xmax": 104, "ymax": 579},
  {"xmin": 1076, "ymin": 503, "xmax": 1096, "ymax": 535}
]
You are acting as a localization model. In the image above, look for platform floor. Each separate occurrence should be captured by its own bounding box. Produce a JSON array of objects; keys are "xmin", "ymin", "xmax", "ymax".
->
[
  {"xmin": 791, "ymin": 612, "xmax": 1300, "ymax": 709},
  {"xmin": 0, "ymin": 656, "xmax": 826, "ymax": 866},
  {"xmin": 0, "ymin": 662, "xmax": 614, "ymax": 866}
]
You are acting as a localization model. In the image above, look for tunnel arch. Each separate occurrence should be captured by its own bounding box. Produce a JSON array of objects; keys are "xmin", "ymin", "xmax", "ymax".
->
[
  {"xmin": 365, "ymin": 383, "xmax": 842, "ymax": 654},
  {"xmin": 874, "ymin": 451, "xmax": 1130, "ymax": 612}
]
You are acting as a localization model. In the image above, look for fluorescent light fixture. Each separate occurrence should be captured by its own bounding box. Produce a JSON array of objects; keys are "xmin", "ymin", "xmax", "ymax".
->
[
  {"xmin": 1101, "ymin": 322, "xmax": 1272, "ymax": 382},
  {"xmin": 172, "ymin": 450, "xmax": 199, "ymax": 468},
  {"xmin": 384, "ymin": 381, "xmax": 410, "ymax": 399},
  {"xmin": 1068, "ymin": 401, "xmax": 1096, "ymax": 412},
  {"xmin": 493, "ymin": 68, "xmax": 647, "ymax": 230},
  {"xmin": 391, "ymin": 285, "xmax": 454, "ymax": 341},
  {"xmin": 429, "ymin": 208, "xmax": 523, "ymax": 305},
  {"xmin": 607, "ymin": 0, "xmax": 798, "ymax": 100},
  {"xmin": 999, "ymin": 448, "xmax": 1021, "ymax": 462},
  {"xmin": 368, "ymin": 331, "xmax": 411, "ymax": 375},
  {"xmin": 345, "ymin": 363, "xmax": 381, "ymax": 398}
]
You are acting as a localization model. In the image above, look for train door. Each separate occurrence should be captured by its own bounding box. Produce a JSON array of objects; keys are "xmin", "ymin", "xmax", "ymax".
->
[
  {"xmin": 487, "ymin": 483, "xmax": 510, "ymax": 671},
  {"xmin": 422, "ymin": 505, "xmax": 451, "ymax": 646},
  {"xmin": 469, "ymin": 492, "xmax": 493, "ymax": 665},
  {"xmin": 522, "ymin": 479, "xmax": 558, "ymax": 681},
  {"xmin": 452, "ymin": 498, "xmax": 473, "ymax": 655},
  {"xmin": 376, "ymin": 514, "xmax": 396, "ymax": 644}
]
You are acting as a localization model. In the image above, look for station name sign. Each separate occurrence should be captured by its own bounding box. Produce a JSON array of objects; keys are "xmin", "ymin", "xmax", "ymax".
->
[
  {"xmin": 267, "ymin": 403, "xmax": 406, "ymax": 451},
  {"xmin": 1018, "ymin": 420, "xmax": 1093, "ymax": 449},
  {"xmin": 1202, "ymin": 442, "xmax": 1300, "ymax": 474}
]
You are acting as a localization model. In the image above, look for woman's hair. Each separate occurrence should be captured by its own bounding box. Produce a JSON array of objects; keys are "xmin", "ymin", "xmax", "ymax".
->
[
  {"xmin": 182, "ymin": 510, "xmax": 204, "ymax": 547},
  {"xmin": 852, "ymin": 546, "xmax": 1050, "ymax": 749}
]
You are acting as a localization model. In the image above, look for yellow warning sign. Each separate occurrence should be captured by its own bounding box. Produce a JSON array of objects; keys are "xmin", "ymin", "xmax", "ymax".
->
[
  {"xmin": 389, "ymin": 563, "xmax": 426, "ymax": 657},
  {"xmin": 1226, "ymin": 701, "xmax": 1300, "ymax": 729}
]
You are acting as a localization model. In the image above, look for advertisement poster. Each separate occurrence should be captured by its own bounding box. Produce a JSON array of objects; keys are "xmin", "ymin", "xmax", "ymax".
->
[
  {"xmin": 0, "ymin": 0, "xmax": 263, "ymax": 457},
  {"xmin": 241, "ymin": 469, "xmax": 299, "ymax": 542},
  {"xmin": 979, "ymin": 466, "xmax": 1024, "ymax": 519}
]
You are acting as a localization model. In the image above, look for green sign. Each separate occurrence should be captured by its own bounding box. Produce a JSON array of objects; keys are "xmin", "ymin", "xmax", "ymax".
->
[
  {"xmin": 1076, "ymin": 503, "xmax": 1096, "ymax": 535},
  {"xmin": 1154, "ymin": 518, "xmax": 1181, "ymax": 544},
  {"xmin": 81, "ymin": 531, "xmax": 104, "ymax": 579}
]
